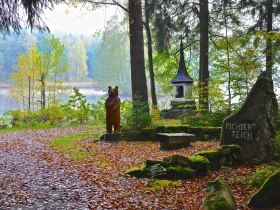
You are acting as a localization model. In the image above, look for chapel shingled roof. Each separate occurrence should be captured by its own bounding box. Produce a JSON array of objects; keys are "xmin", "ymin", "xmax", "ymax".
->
[{"xmin": 171, "ymin": 40, "xmax": 193, "ymax": 84}]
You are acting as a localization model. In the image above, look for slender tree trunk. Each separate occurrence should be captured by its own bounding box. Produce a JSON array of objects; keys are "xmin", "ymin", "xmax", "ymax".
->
[
  {"xmin": 224, "ymin": 1, "xmax": 231, "ymax": 112},
  {"xmin": 199, "ymin": 0, "xmax": 209, "ymax": 112},
  {"xmin": 28, "ymin": 76, "xmax": 31, "ymax": 111},
  {"xmin": 266, "ymin": 0, "xmax": 273, "ymax": 74},
  {"xmin": 40, "ymin": 75, "xmax": 46, "ymax": 110},
  {"xmin": 22, "ymin": 92, "xmax": 25, "ymax": 112},
  {"xmin": 54, "ymin": 71, "xmax": 57, "ymax": 106},
  {"xmin": 128, "ymin": 0, "xmax": 149, "ymax": 111},
  {"xmin": 144, "ymin": 0, "xmax": 157, "ymax": 108}
]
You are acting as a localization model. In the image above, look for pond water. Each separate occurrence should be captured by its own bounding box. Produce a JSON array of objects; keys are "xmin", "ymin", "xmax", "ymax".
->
[{"xmin": 0, "ymin": 87, "xmax": 131, "ymax": 116}]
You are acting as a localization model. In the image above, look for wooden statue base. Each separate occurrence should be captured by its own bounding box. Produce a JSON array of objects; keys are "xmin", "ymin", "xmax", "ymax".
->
[{"xmin": 104, "ymin": 133, "xmax": 121, "ymax": 142}]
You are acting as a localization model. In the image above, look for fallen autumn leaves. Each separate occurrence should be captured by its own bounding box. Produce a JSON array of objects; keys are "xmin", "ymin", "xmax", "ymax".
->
[{"xmin": 0, "ymin": 127, "xmax": 260, "ymax": 209}]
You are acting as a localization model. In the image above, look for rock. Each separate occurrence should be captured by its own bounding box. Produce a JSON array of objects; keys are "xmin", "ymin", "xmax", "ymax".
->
[
  {"xmin": 126, "ymin": 156, "xmax": 203, "ymax": 180},
  {"xmin": 201, "ymin": 177, "xmax": 237, "ymax": 210},
  {"xmin": 142, "ymin": 159, "xmax": 196, "ymax": 179},
  {"xmin": 220, "ymin": 71, "xmax": 278, "ymax": 162},
  {"xmin": 195, "ymin": 145, "xmax": 242, "ymax": 170},
  {"xmin": 125, "ymin": 167, "xmax": 144, "ymax": 178},
  {"xmin": 157, "ymin": 133, "xmax": 196, "ymax": 150},
  {"xmin": 163, "ymin": 154, "xmax": 210, "ymax": 176},
  {"xmin": 248, "ymin": 171, "xmax": 280, "ymax": 208},
  {"xmin": 163, "ymin": 154, "xmax": 190, "ymax": 166},
  {"xmin": 160, "ymin": 101, "xmax": 196, "ymax": 119}
]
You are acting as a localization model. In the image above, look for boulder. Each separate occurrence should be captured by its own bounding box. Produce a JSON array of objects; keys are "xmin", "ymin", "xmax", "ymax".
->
[
  {"xmin": 248, "ymin": 171, "xmax": 280, "ymax": 208},
  {"xmin": 163, "ymin": 154, "xmax": 210, "ymax": 176},
  {"xmin": 195, "ymin": 145, "xmax": 242, "ymax": 170},
  {"xmin": 126, "ymin": 155, "xmax": 209, "ymax": 179},
  {"xmin": 201, "ymin": 177, "xmax": 237, "ymax": 210},
  {"xmin": 125, "ymin": 159, "xmax": 195, "ymax": 179},
  {"xmin": 220, "ymin": 71, "xmax": 278, "ymax": 162}
]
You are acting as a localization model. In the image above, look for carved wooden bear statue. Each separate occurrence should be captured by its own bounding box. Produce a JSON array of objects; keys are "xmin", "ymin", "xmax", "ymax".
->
[{"xmin": 105, "ymin": 86, "xmax": 121, "ymax": 133}]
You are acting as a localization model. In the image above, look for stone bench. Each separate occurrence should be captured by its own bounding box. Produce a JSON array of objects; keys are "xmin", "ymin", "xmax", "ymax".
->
[{"xmin": 157, "ymin": 133, "xmax": 196, "ymax": 150}]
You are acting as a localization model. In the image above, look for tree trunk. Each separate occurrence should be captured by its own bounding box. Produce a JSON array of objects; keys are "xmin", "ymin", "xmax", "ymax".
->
[
  {"xmin": 128, "ymin": 0, "xmax": 149, "ymax": 111},
  {"xmin": 266, "ymin": 0, "xmax": 273, "ymax": 74},
  {"xmin": 28, "ymin": 76, "xmax": 31, "ymax": 111},
  {"xmin": 54, "ymin": 71, "xmax": 57, "ymax": 106},
  {"xmin": 199, "ymin": 0, "xmax": 209, "ymax": 112},
  {"xmin": 224, "ymin": 1, "xmax": 231, "ymax": 112},
  {"xmin": 41, "ymin": 74, "xmax": 46, "ymax": 110},
  {"xmin": 144, "ymin": 0, "xmax": 157, "ymax": 108}
]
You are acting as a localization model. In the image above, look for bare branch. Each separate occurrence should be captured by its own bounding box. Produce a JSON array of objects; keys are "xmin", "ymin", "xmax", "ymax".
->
[{"xmin": 84, "ymin": 0, "xmax": 129, "ymax": 13}]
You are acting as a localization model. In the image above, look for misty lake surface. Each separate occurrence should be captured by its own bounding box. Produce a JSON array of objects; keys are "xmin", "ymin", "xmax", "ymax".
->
[{"xmin": 0, "ymin": 87, "xmax": 131, "ymax": 116}]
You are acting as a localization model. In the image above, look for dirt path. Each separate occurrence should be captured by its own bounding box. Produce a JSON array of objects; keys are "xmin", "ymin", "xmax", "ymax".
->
[
  {"xmin": 0, "ymin": 127, "xmax": 95, "ymax": 209},
  {"xmin": 0, "ymin": 127, "xmax": 257, "ymax": 210}
]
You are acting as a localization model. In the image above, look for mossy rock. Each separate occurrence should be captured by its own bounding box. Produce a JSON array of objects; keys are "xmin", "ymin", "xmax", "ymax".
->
[
  {"xmin": 195, "ymin": 145, "xmax": 242, "ymax": 170},
  {"xmin": 202, "ymin": 194, "xmax": 234, "ymax": 210},
  {"xmin": 196, "ymin": 150, "xmax": 221, "ymax": 159},
  {"xmin": 201, "ymin": 177, "xmax": 237, "ymax": 210},
  {"xmin": 163, "ymin": 154, "xmax": 210, "ymax": 176},
  {"xmin": 125, "ymin": 167, "xmax": 144, "ymax": 178},
  {"xmin": 126, "ymin": 158, "xmax": 196, "ymax": 180},
  {"xmin": 165, "ymin": 165, "xmax": 196, "ymax": 180},
  {"xmin": 163, "ymin": 154, "xmax": 189, "ymax": 166},
  {"xmin": 187, "ymin": 155, "xmax": 210, "ymax": 176},
  {"xmin": 248, "ymin": 171, "xmax": 280, "ymax": 208},
  {"xmin": 219, "ymin": 145, "xmax": 242, "ymax": 157},
  {"xmin": 143, "ymin": 160, "xmax": 169, "ymax": 168}
]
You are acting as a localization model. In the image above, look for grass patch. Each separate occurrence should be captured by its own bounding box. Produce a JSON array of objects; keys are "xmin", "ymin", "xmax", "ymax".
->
[
  {"xmin": 145, "ymin": 180, "xmax": 182, "ymax": 191},
  {"xmin": 51, "ymin": 132, "xmax": 96, "ymax": 161},
  {"xmin": 0, "ymin": 127, "xmax": 25, "ymax": 134},
  {"xmin": 248, "ymin": 162, "xmax": 280, "ymax": 190}
]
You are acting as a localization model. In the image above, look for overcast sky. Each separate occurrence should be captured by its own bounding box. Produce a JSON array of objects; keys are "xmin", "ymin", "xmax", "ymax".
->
[{"xmin": 43, "ymin": 3, "xmax": 119, "ymax": 35}]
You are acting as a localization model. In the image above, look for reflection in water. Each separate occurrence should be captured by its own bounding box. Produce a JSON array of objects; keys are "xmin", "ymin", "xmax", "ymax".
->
[
  {"xmin": 0, "ymin": 88, "xmax": 131, "ymax": 116},
  {"xmin": 0, "ymin": 88, "xmax": 21, "ymax": 115}
]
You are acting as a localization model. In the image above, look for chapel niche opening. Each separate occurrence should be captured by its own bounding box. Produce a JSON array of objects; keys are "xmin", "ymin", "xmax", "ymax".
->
[{"xmin": 176, "ymin": 86, "xmax": 184, "ymax": 98}]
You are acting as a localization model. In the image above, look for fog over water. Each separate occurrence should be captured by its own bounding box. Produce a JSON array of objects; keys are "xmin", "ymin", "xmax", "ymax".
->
[
  {"xmin": 0, "ymin": 86, "xmax": 173, "ymax": 116},
  {"xmin": 0, "ymin": 87, "xmax": 131, "ymax": 116}
]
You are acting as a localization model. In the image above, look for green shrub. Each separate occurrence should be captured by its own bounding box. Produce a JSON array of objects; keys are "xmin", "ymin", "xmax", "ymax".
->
[
  {"xmin": 181, "ymin": 110, "xmax": 229, "ymax": 127},
  {"xmin": 7, "ymin": 106, "xmax": 66, "ymax": 128},
  {"xmin": 123, "ymin": 98, "xmax": 151, "ymax": 130},
  {"xmin": 249, "ymin": 162, "xmax": 280, "ymax": 189},
  {"xmin": 274, "ymin": 132, "xmax": 280, "ymax": 161},
  {"xmin": 61, "ymin": 87, "xmax": 92, "ymax": 124},
  {"xmin": 0, "ymin": 116, "xmax": 10, "ymax": 128},
  {"xmin": 91, "ymin": 97, "xmax": 106, "ymax": 124}
]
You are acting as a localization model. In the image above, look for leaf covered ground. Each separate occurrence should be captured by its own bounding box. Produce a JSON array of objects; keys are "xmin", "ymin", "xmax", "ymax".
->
[{"xmin": 0, "ymin": 126, "xmax": 266, "ymax": 209}]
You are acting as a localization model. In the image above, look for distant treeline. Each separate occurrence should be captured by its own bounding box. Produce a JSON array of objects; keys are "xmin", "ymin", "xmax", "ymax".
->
[{"xmin": 0, "ymin": 17, "xmax": 131, "ymax": 93}]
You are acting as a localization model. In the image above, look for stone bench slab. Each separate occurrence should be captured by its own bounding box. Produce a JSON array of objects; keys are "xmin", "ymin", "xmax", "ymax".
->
[{"xmin": 157, "ymin": 133, "xmax": 196, "ymax": 149}]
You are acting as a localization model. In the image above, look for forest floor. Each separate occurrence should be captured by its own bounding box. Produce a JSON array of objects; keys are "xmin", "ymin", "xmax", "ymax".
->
[{"xmin": 0, "ymin": 126, "xmax": 266, "ymax": 209}]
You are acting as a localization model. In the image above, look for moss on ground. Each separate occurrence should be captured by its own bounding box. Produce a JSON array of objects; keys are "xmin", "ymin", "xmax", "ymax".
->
[
  {"xmin": 145, "ymin": 180, "xmax": 182, "ymax": 191},
  {"xmin": 51, "ymin": 132, "xmax": 95, "ymax": 161}
]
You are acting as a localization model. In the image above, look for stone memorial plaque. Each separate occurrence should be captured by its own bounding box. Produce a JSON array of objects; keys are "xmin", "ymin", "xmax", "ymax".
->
[
  {"xmin": 220, "ymin": 71, "xmax": 278, "ymax": 162},
  {"xmin": 223, "ymin": 121, "xmax": 257, "ymax": 142}
]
